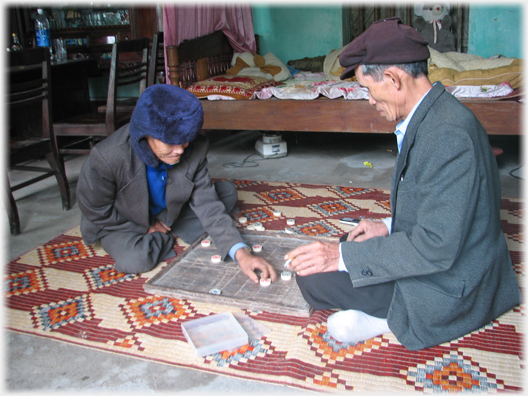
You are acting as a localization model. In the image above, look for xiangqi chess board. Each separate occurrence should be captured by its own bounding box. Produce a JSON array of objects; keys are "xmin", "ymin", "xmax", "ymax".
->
[{"xmin": 144, "ymin": 231, "xmax": 335, "ymax": 317}]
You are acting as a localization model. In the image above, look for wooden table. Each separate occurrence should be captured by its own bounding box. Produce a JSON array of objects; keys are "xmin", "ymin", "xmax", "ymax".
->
[{"xmin": 10, "ymin": 58, "xmax": 100, "ymax": 139}]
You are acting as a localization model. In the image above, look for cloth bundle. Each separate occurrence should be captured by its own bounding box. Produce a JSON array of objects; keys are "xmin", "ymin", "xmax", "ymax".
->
[
  {"xmin": 227, "ymin": 53, "xmax": 282, "ymax": 77},
  {"xmin": 227, "ymin": 52, "xmax": 292, "ymax": 82}
]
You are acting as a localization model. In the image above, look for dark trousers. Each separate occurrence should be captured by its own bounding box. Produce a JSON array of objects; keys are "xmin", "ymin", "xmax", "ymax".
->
[
  {"xmin": 295, "ymin": 233, "xmax": 395, "ymax": 318},
  {"xmin": 100, "ymin": 180, "xmax": 238, "ymax": 274}
]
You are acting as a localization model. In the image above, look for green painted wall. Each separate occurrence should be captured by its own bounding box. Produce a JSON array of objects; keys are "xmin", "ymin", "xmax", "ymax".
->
[
  {"xmin": 252, "ymin": 4, "xmax": 524, "ymax": 63},
  {"xmin": 468, "ymin": 5, "xmax": 523, "ymax": 58},
  {"xmin": 252, "ymin": 5, "xmax": 345, "ymax": 64}
]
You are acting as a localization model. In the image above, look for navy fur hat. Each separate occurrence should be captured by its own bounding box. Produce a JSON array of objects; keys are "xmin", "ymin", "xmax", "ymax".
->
[{"xmin": 130, "ymin": 85, "xmax": 204, "ymax": 167}]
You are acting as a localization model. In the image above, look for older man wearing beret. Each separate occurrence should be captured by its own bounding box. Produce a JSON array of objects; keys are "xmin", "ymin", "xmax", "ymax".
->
[
  {"xmin": 77, "ymin": 84, "xmax": 276, "ymax": 283},
  {"xmin": 285, "ymin": 17, "xmax": 521, "ymax": 350}
]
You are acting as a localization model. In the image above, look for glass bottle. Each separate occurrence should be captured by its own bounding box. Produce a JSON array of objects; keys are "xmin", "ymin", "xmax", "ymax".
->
[
  {"xmin": 35, "ymin": 8, "xmax": 51, "ymax": 48},
  {"xmin": 10, "ymin": 33, "xmax": 23, "ymax": 51}
]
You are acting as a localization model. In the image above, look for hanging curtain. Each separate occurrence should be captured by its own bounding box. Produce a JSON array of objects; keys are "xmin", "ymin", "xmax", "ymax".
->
[{"xmin": 162, "ymin": 4, "xmax": 257, "ymax": 52}]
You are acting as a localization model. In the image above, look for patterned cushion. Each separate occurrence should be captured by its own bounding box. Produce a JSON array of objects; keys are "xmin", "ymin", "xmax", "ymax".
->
[{"xmin": 186, "ymin": 75, "xmax": 281, "ymax": 100}]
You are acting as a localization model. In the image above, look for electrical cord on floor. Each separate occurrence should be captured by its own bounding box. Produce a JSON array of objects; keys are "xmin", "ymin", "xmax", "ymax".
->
[
  {"xmin": 509, "ymin": 165, "xmax": 523, "ymax": 179},
  {"xmin": 223, "ymin": 152, "xmax": 286, "ymax": 168}
]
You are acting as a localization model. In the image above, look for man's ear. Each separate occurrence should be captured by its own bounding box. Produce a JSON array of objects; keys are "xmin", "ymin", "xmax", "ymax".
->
[{"xmin": 383, "ymin": 68, "xmax": 402, "ymax": 90}]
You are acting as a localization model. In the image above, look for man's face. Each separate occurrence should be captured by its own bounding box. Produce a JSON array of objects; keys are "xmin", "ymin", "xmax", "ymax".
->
[
  {"xmin": 355, "ymin": 66, "xmax": 402, "ymax": 123},
  {"xmin": 147, "ymin": 136, "xmax": 189, "ymax": 165}
]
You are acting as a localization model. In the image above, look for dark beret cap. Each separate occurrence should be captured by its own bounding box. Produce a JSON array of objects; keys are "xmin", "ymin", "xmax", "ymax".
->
[{"xmin": 339, "ymin": 17, "xmax": 430, "ymax": 80}]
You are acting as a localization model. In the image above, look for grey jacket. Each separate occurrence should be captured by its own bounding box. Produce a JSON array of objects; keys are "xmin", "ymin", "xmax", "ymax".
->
[
  {"xmin": 77, "ymin": 126, "xmax": 244, "ymax": 259},
  {"xmin": 341, "ymin": 83, "xmax": 521, "ymax": 350}
]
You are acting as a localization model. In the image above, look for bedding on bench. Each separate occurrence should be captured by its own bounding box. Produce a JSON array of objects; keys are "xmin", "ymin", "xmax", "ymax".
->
[
  {"xmin": 167, "ymin": 30, "xmax": 522, "ymax": 135},
  {"xmin": 185, "ymin": 46, "xmax": 521, "ymax": 101}
]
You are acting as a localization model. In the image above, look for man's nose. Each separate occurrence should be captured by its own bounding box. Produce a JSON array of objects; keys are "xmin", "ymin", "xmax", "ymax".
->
[{"xmin": 171, "ymin": 145, "xmax": 185, "ymax": 154}]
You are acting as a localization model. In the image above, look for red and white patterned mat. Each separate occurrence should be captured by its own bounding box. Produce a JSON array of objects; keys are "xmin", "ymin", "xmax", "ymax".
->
[{"xmin": 5, "ymin": 181, "xmax": 524, "ymax": 392}]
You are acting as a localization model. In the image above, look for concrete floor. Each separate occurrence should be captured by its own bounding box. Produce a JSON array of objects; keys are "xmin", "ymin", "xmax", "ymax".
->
[{"xmin": 4, "ymin": 130, "xmax": 523, "ymax": 393}]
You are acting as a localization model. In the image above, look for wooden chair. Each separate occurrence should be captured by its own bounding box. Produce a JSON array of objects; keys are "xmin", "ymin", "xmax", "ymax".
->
[
  {"xmin": 54, "ymin": 37, "xmax": 150, "ymax": 155},
  {"xmin": 148, "ymin": 31, "xmax": 166, "ymax": 86},
  {"xmin": 7, "ymin": 47, "xmax": 71, "ymax": 235},
  {"xmin": 96, "ymin": 33, "xmax": 164, "ymax": 116}
]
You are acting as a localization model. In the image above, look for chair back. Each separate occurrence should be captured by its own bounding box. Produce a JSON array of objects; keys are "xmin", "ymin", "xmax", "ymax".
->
[
  {"xmin": 6, "ymin": 47, "xmax": 71, "ymax": 235},
  {"xmin": 166, "ymin": 30, "xmax": 233, "ymax": 87},
  {"xmin": 8, "ymin": 47, "xmax": 53, "ymax": 141},
  {"xmin": 106, "ymin": 37, "xmax": 149, "ymax": 132},
  {"xmin": 148, "ymin": 32, "xmax": 166, "ymax": 86}
]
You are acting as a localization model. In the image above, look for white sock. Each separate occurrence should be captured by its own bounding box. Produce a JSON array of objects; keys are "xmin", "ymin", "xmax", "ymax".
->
[{"xmin": 327, "ymin": 309, "xmax": 390, "ymax": 344}]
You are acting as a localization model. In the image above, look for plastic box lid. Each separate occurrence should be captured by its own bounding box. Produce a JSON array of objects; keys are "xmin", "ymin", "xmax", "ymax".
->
[{"xmin": 181, "ymin": 312, "xmax": 249, "ymax": 357}]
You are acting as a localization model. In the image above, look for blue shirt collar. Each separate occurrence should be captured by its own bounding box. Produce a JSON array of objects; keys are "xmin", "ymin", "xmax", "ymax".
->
[{"xmin": 394, "ymin": 88, "xmax": 431, "ymax": 152}]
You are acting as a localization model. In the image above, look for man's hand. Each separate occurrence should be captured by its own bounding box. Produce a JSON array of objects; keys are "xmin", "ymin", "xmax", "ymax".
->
[
  {"xmin": 284, "ymin": 240, "xmax": 340, "ymax": 277},
  {"xmin": 347, "ymin": 220, "xmax": 389, "ymax": 242},
  {"xmin": 235, "ymin": 247, "xmax": 277, "ymax": 284},
  {"xmin": 148, "ymin": 220, "xmax": 171, "ymax": 234}
]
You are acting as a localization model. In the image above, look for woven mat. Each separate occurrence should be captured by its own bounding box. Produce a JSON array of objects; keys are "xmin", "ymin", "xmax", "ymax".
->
[{"xmin": 5, "ymin": 180, "xmax": 524, "ymax": 392}]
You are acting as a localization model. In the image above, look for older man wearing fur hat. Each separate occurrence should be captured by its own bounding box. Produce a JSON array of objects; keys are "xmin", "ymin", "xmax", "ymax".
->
[
  {"xmin": 285, "ymin": 17, "xmax": 521, "ymax": 350},
  {"xmin": 77, "ymin": 85, "xmax": 276, "ymax": 283}
]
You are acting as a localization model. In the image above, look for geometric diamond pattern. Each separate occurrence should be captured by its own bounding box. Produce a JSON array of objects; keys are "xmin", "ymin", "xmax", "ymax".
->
[
  {"xmin": 232, "ymin": 180, "xmax": 262, "ymax": 189},
  {"xmin": 302, "ymin": 322, "xmax": 385, "ymax": 364},
  {"xmin": 330, "ymin": 186, "xmax": 374, "ymax": 198},
  {"xmin": 85, "ymin": 264, "xmax": 138, "ymax": 289},
  {"xmin": 107, "ymin": 335, "xmax": 145, "ymax": 351},
  {"xmin": 257, "ymin": 188, "xmax": 305, "ymax": 204},
  {"xmin": 311, "ymin": 370, "xmax": 348, "ymax": 390},
  {"xmin": 241, "ymin": 206, "xmax": 276, "ymax": 223},
  {"xmin": 204, "ymin": 338, "xmax": 273, "ymax": 366},
  {"xmin": 309, "ymin": 199, "xmax": 359, "ymax": 217},
  {"xmin": 39, "ymin": 240, "xmax": 93, "ymax": 265},
  {"xmin": 32, "ymin": 294, "xmax": 93, "ymax": 331},
  {"xmin": 5, "ymin": 269, "xmax": 45, "ymax": 297},
  {"xmin": 124, "ymin": 296, "xmax": 192, "ymax": 329},
  {"xmin": 405, "ymin": 352, "xmax": 504, "ymax": 392},
  {"xmin": 294, "ymin": 220, "xmax": 341, "ymax": 237}
]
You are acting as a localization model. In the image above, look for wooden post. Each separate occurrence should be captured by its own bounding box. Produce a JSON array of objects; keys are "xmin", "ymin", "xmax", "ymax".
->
[
  {"xmin": 456, "ymin": 5, "xmax": 463, "ymax": 52},
  {"xmin": 165, "ymin": 45, "xmax": 180, "ymax": 86},
  {"xmin": 406, "ymin": 5, "xmax": 412, "ymax": 26},
  {"xmin": 196, "ymin": 58, "xmax": 209, "ymax": 81}
]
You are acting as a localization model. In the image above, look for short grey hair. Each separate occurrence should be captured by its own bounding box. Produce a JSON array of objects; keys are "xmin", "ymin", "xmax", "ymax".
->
[{"xmin": 360, "ymin": 61, "xmax": 428, "ymax": 82}]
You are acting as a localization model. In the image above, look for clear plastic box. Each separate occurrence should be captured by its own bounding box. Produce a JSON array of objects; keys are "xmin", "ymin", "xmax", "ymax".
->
[{"xmin": 181, "ymin": 312, "xmax": 249, "ymax": 357}]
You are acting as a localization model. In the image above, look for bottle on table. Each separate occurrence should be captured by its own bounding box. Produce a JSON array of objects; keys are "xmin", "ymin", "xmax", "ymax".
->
[
  {"xmin": 9, "ymin": 33, "xmax": 23, "ymax": 51},
  {"xmin": 35, "ymin": 9, "xmax": 51, "ymax": 48}
]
